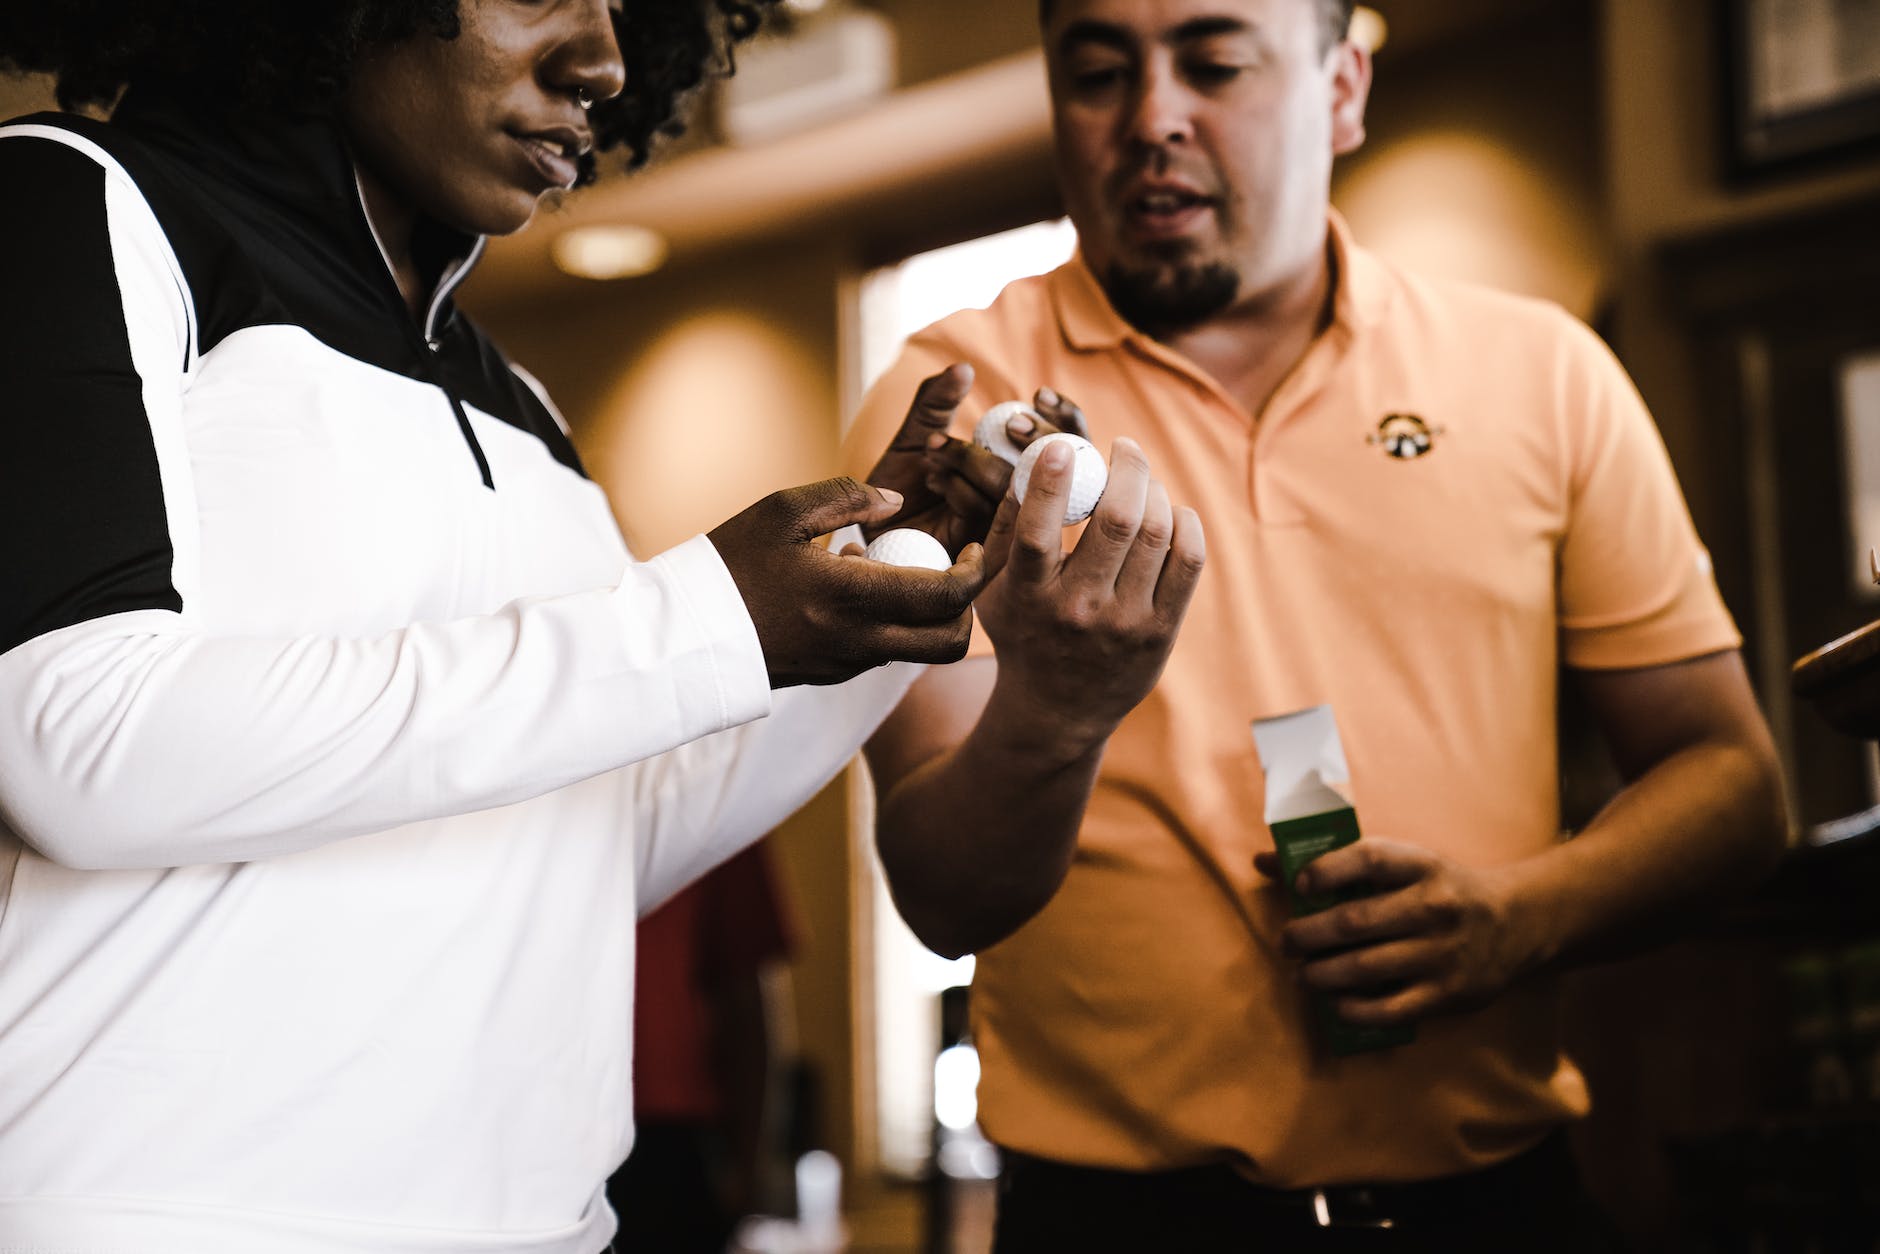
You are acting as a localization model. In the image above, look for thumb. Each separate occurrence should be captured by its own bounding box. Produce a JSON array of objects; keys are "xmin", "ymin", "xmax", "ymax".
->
[
  {"xmin": 790, "ymin": 477, "xmax": 904, "ymax": 540},
  {"xmin": 950, "ymin": 541, "xmax": 988, "ymax": 592}
]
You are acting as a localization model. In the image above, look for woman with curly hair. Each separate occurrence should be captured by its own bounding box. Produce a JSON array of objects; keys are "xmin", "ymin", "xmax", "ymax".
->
[{"xmin": 0, "ymin": 4, "xmax": 1006, "ymax": 1251}]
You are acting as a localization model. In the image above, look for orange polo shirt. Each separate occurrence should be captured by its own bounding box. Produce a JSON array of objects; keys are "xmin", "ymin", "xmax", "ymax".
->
[{"xmin": 841, "ymin": 214, "xmax": 1739, "ymax": 1187}]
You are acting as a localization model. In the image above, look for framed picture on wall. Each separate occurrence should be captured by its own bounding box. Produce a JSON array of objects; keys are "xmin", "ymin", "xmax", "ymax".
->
[
  {"xmin": 1722, "ymin": 0, "xmax": 1880, "ymax": 178},
  {"xmin": 1842, "ymin": 350, "xmax": 1880, "ymax": 602}
]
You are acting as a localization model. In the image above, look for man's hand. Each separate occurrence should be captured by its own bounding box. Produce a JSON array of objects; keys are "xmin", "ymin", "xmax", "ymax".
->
[
  {"xmin": 1247, "ymin": 653, "xmax": 1786, "ymax": 1029},
  {"xmin": 861, "ymin": 364, "xmax": 1091, "ymax": 556},
  {"xmin": 1254, "ymin": 840, "xmax": 1540, "ymax": 1028},
  {"xmin": 975, "ymin": 436, "xmax": 1205, "ymax": 749},
  {"xmin": 708, "ymin": 477, "xmax": 985, "ymax": 688},
  {"xmin": 860, "ymin": 437, "xmax": 1204, "ymax": 957}
]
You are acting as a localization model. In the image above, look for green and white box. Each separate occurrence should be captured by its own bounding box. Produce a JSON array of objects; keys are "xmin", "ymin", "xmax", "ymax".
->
[{"xmin": 1252, "ymin": 705, "xmax": 1415, "ymax": 1058}]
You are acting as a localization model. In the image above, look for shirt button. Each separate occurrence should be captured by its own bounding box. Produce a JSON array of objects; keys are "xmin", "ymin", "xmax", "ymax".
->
[{"xmin": 427, "ymin": 337, "xmax": 442, "ymax": 352}]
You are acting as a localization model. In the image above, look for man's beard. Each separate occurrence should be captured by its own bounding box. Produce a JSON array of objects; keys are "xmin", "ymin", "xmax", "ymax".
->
[{"xmin": 1101, "ymin": 252, "xmax": 1239, "ymax": 337}]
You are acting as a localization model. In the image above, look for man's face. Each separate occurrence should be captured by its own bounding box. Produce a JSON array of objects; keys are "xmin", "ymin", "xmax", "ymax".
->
[
  {"xmin": 1044, "ymin": 0, "xmax": 1370, "ymax": 333},
  {"xmin": 341, "ymin": 0, "xmax": 626, "ymax": 238}
]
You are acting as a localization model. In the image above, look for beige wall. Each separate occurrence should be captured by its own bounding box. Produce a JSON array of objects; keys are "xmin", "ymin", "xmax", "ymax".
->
[
  {"xmin": 1336, "ymin": 3, "xmax": 1607, "ymax": 319},
  {"xmin": 1604, "ymin": 0, "xmax": 1880, "ymax": 246},
  {"xmin": 470, "ymin": 238, "xmax": 848, "ymax": 555},
  {"xmin": 875, "ymin": 0, "xmax": 1040, "ymax": 89},
  {"xmin": 1601, "ymin": 0, "xmax": 1880, "ymax": 554}
]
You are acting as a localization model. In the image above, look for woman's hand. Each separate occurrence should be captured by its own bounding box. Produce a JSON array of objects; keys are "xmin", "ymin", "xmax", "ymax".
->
[
  {"xmin": 860, "ymin": 364, "xmax": 1090, "ymax": 556},
  {"xmin": 708, "ymin": 478, "xmax": 986, "ymax": 688}
]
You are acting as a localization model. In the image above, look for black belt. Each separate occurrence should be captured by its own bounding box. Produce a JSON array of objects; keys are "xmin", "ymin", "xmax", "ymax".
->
[{"xmin": 998, "ymin": 1131, "xmax": 1582, "ymax": 1233}]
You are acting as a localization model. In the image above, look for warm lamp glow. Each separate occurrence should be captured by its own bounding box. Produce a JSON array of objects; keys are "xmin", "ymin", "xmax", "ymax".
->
[
  {"xmin": 1336, "ymin": 131, "xmax": 1606, "ymax": 319},
  {"xmin": 592, "ymin": 310, "xmax": 829, "ymax": 555},
  {"xmin": 551, "ymin": 225, "xmax": 669, "ymax": 280},
  {"xmin": 1351, "ymin": 6, "xmax": 1387, "ymax": 54}
]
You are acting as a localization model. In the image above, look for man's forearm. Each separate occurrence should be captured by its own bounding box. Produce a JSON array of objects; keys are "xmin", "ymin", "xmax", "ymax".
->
[
  {"xmin": 1499, "ymin": 736, "xmax": 1786, "ymax": 975},
  {"xmin": 876, "ymin": 683, "xmax": 1107, "ymax": 959}
]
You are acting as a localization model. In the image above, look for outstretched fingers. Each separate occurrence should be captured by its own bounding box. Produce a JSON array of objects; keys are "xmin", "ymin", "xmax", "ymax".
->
[
  {"xmin": 1153, "ymin": 506, "xmax": 1207, "ymax": 623},
  {"xmin": 1063, "ymin": 438, "xmax": 1148, "ymax": 591},
  {"xmin": 1115, "ymin": 479, "xmax": 1174, "ymax": 605},
  {"xmin": 890, "ymin": 363, "xmax": 975, "ymax": 453}
]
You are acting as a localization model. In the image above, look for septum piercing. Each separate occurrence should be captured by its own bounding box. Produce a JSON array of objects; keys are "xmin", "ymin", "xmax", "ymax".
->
[{"xmin": 576, "ymin": 87, "xmax": 593, "ymax": 111}]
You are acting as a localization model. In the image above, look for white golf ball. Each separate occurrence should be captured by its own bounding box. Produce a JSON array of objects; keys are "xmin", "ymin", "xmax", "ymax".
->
[
  {"xmin": 863, "ymin": 528, "xmax": 951, "ymax": 572},
  {"xmin": 1012, "ymin": 433, "xmax": 1107, "ymax": 525},
  {"xmin": 972, "ymin": 401, "xmax": 1039, "ymax": 467}
]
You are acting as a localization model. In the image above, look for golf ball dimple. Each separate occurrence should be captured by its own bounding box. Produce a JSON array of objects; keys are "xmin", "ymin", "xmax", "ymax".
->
[
  {"xmin": 863, "ymin": 528, "xmax": 952, "ymax": 572},
  {"xmin": 1012, "ymin": 433, "xmax": 1107, "ymax": 525},
  {"xmin": 972, "ymin": 401, "xmax": 1039, "ymax": 467}
]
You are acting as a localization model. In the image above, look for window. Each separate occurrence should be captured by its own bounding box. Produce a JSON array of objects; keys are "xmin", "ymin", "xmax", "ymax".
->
[{"xmin": 849, "ymin": 217, "xmax": 1077, "ymax": 1176}]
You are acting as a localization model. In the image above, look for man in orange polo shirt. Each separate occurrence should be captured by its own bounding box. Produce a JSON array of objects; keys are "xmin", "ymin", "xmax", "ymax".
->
[{"xmin": 841, "ymin": 0, "xmax": 1788, "ymax": 1248}]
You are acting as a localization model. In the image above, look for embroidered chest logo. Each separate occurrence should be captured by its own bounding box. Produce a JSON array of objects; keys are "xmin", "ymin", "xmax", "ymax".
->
[{"xmin": 1367, "ymin": 413, "xmax": 1443, "ymax": 460}]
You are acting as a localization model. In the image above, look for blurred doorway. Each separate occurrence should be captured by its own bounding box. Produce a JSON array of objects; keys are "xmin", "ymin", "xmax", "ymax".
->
[{"xmin": 846, "ymin": 219, "xmax": 1075, "ymax": 1191}]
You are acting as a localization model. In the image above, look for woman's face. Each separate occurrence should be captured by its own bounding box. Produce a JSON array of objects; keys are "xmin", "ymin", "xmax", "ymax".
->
[{"xmin": 340, "ymin": 0, "xmax": 626, "ymax": 238}]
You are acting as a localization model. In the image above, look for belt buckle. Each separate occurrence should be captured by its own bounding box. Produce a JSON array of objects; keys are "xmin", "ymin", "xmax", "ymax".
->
[{"xmin": 1310, "ymin": 1186, "xmax": 1397, "ymax": 1230}]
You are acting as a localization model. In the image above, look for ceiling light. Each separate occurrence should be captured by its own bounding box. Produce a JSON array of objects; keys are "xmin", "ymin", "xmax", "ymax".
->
[
  {"xmin": 1350, "ymin": 6, "xmax": 1387, "ymax": 54},
  {"xmin": 551, "ymin": 225, "xmax": 669, "ymax": 280}
]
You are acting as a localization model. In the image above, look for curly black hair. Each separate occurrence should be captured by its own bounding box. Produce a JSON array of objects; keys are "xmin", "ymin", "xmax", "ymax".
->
[{"xmin": 0, "ymin": 0, "xmax": 779, "ymax": 175}]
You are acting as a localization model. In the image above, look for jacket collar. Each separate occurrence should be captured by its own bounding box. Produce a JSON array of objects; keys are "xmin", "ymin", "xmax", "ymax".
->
[{"xmin": 111, "ymin": 89, "xmax": 484, "ymax": 336}]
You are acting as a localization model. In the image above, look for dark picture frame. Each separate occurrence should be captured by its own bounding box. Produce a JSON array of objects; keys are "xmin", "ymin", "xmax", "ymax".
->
[{"xmin": 1721, "ymin": 0, "xmax": 1880, "ymax": 180}]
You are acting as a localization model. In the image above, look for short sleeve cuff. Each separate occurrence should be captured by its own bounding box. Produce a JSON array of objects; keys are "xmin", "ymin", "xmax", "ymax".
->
[{"xmin": 1561, "ymin": 560, "xmax": 1743, "ymax": 670}]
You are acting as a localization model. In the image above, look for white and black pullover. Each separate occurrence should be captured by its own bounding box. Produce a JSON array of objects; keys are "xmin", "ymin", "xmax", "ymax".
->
[{"xmin": 0, "ymin": 95, "xmax": 912, "ymax": 1254}]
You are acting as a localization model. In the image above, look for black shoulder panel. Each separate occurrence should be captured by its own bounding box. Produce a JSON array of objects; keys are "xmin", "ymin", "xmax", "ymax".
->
[{"xmin": 0, "ymin": 131, "xmax": 184, "ymax": 653}]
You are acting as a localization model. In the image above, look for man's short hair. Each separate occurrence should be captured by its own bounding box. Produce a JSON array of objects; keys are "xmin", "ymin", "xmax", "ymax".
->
[{"xmin": 1038, "ymin": 0, "xmax": 1356, "ymax": 53}]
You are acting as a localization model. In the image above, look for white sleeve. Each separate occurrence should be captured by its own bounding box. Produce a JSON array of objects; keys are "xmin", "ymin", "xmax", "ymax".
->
[
  {"xmin": 0, "ymin": 540, "xmax": 773, "ymax": 870},
  {"xmin": 629, "ymin": 662, "xmax": 925, "ymax": 914}
]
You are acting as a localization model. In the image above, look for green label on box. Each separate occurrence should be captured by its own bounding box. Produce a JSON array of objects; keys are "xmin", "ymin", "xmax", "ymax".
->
[
  {"xmin": 1270, "ymin": 806, "xmax": 1416, "ymax": 1058},
  {"xmin": 1271, "ymin": 808, "xmax": 1362, "ymax": 915}
]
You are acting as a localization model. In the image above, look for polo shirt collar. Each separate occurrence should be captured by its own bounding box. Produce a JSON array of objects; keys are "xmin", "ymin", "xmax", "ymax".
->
[
  {"xmin": 113, "ymin": 88, "xmax": 485, "ymax": 335},
  {"xmin": 1327, "ymin": 208, "xmax": 1393, "ymax": 332},
  {"xmin": 1052, "ymin": 247, "xmax": 1132, "ymax": 351},
  {"xmin": 1050, "ymin": 208, "xmax": 1393, "ymax": 353}
]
